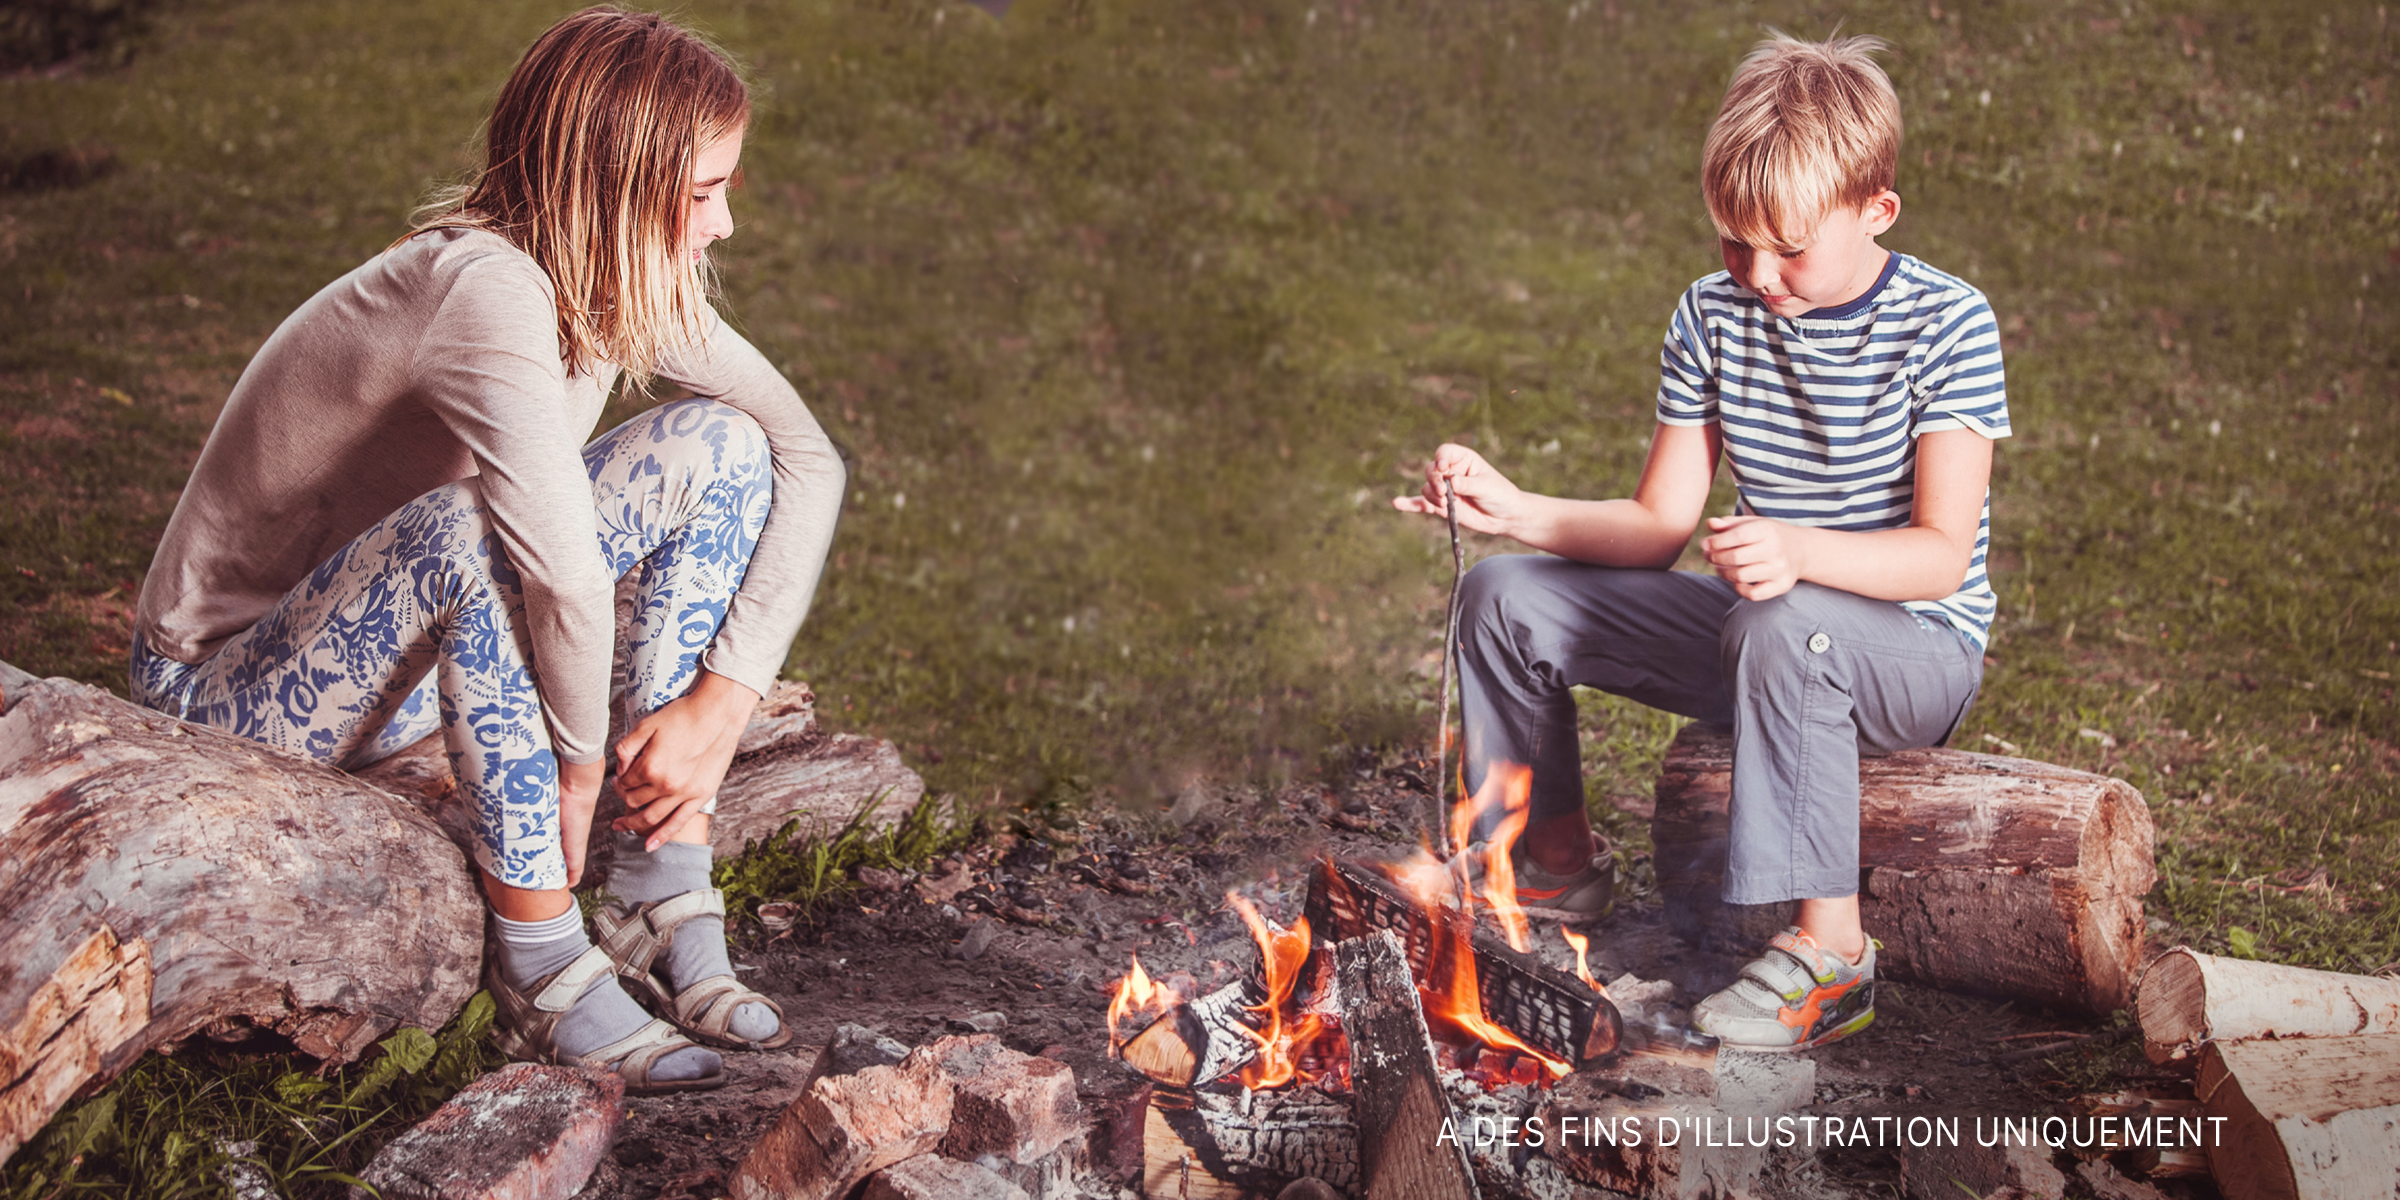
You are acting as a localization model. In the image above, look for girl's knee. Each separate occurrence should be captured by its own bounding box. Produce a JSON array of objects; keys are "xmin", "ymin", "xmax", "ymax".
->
[{"xmin": 648, "ymin": 398, "xmax": 769, "ymax": 481}]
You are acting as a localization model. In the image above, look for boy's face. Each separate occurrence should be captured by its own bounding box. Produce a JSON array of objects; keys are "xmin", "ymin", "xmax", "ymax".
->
[{"xmin": 1718, "ymin": 190, "xmax": 1902, "ymax": 318}]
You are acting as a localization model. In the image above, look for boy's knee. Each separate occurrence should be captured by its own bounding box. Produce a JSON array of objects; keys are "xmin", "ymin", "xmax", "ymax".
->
[
  {"xmin": 1457, "ymin": 554, "xmax": 1542, "ymax": 623},
  {"xmin": 1719, "ymin": 588, "xmax": 1826, "ymax": 679}
]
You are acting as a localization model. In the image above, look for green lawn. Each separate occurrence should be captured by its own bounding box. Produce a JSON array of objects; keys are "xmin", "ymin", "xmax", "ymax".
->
[
  {"xmin": 5, "ymin": 0, "xmax": 2397, "ymax": 1192},
  {"xmin": 5, "ymin": 0, "xmax": 2394, "ymax": 982}
]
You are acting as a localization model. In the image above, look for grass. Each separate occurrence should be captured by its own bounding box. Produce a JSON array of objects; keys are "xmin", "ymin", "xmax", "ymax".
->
[
  {"xmin": 0, "ymin": 995, "xmax": 505, "ymax": 1199},
  {"xmin": 2, "ymin": 0, "xmax": 2397, "ymax": 1185}
]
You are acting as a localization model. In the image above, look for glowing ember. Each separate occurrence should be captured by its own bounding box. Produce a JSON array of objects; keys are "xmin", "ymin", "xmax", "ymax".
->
[{"xmin": 1106, "ymin": 953, "xmax": 1180, "ymax": 1052}]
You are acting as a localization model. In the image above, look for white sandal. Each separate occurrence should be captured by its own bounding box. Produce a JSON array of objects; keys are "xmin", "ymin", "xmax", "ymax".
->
[
  {"xmin": 595, "ymin": 888, "xmax": 793, "ymax": 1051},
  {"xmin": 486, "ymin": 944, "xmax": 726, "ymax": 1094}
]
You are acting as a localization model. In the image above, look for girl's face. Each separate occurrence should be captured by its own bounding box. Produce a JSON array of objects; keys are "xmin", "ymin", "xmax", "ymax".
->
[{"xmin": 687, "ymin": 129, "xmax": 744, "ymax": 263}]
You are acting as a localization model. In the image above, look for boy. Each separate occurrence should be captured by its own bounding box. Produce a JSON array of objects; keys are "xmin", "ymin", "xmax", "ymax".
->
[{"xmin": 1394, "ymin": 33, "xmax": 2006, "ymax": 1052}]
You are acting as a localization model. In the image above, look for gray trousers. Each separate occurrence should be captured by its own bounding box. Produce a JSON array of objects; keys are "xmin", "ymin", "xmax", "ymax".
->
[{"xmin": 1457, "ymin": 556, "xmax": 1984, "ymax": 905}]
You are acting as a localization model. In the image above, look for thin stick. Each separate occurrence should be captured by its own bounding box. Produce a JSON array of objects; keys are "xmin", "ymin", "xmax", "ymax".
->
[{"xmin": 1432, "ymin": 477, "xmax": 1465, "ymax": 857}]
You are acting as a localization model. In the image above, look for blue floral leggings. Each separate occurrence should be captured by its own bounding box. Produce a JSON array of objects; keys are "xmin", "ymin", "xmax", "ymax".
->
[{"xmin": 132, "ymin": 399, "xmax": 772, "ymax": 890}]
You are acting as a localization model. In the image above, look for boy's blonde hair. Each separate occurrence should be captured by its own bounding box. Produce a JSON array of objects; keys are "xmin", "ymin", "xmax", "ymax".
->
[
  {"xmin": 1702, "ymin": 32, "xmax": 1900, "ymax": 252},
  {"xmin": 411, "ymin": 6, "xmax": 751, "ymax": 389}
]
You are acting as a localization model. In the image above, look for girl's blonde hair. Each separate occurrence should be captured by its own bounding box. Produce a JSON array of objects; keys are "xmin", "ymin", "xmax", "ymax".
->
[
  {"xmin": 1702, "ymin": 32, "xmax": 1900, "ymax": 252},
  {"xmin": 412, "ymin": 6, "xmax": 750, "ymax": 387}
]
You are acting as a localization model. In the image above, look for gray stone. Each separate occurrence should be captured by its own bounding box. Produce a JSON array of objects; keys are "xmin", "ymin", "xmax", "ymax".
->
[
  {"xmin": 821, "ymin": 1024, "xmax": 914, "ymax": 1079},
  {"xmin": 1711, "ymin": 1050, "xmax": 1815, "ymax": 1116},
  {"xmin": 953, "ymin": 918, "xmax": 997, "ymax": 962},
  {"xmin": 950, "ymin": 1010, "xmax": 1007, "ymax": 1034}
]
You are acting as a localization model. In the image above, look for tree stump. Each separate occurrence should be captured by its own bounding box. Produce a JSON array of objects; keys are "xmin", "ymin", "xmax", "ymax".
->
[
  {"xmin": 2137, "ymin": 948, "xmax": 2400, "ymax": 1062},
  {"xmin": 1650, "ymin": 726, "xmax": 2155, "ymax": 1014},
  {"xmin": 0, "ymin": 663, "xmax": 482, "ymax": 1166},
  {"xmin": 2196, "ymin": 1033, "xmax": 2400, "ymax": 1200}
]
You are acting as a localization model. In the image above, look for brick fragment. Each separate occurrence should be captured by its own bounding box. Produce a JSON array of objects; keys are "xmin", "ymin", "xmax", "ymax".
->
[
  {"xmin": 350, "ymin": 1063, "xmax": 623, "ymax": 1200},
  {"xmin": 905, "ymin": 1035, "xmax": 1086, "ymax": 1163},
  {"xmin": 731, "ymin": 1059, "xmax": 954, "ymax": 1200},
  {"xmin": 860, "ymin": 1154, "xmax": 1031, "ymax": 1200}
]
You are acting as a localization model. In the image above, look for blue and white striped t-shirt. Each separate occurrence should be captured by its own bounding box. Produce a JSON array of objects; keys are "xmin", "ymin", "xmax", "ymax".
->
[{"xmin": 1656, "ymin": 253, "xmax": 2011, "ymax": 647}]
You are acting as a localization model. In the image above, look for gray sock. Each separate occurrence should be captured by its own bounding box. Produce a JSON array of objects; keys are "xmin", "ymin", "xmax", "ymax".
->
[
  {"xmin": 492, "ymin": 908, "xmax": 719, "ymax": 1083},
  {"xmin": 608, "ymin": 833, "xmax": 779, "ymax": 1043}
]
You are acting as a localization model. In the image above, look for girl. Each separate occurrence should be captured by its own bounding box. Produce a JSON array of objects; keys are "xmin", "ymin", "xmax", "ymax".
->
[{"xmin": 131, "ymin": 7, "xmax": 842, "ymax": 1093}]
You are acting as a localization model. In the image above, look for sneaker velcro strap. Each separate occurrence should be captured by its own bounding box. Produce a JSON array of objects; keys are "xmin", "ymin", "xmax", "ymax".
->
[
  {"xmin": 1737, "ymin": 948, "xmax": 1821, "ymax": 1003},
  {"xmin": 532, "ymin": 945, "xmax": 620, "ymax": 1012}
]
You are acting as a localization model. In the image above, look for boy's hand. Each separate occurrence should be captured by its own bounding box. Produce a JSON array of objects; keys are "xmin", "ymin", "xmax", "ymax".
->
[
  {"xmin": 1703, "ymin": 515, "xmax": 1808, "ymax": 601},
  {"xmin": 611, "ymin": 670, "xmax": 760, "ymax": 850},
  {"xmin": 1392, "ymin": 443, "xmax": 1524, "ymax": 537}
]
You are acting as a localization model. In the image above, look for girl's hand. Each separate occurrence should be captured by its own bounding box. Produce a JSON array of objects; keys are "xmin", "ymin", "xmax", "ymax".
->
[
  {"xmin": 1702, "ymin": 515, "xmax": 1808, "ymax": 600},
  {"xmin": 611, "ymin": 670, "xmax": 761, "ymax": 850},
  {"xmin": 1391, "ymin": 443, "xmax": 1526, "ymax": 538},
  {"xmin": 559, "ymin": 757, "xmax": 605, "ymax": 887}
]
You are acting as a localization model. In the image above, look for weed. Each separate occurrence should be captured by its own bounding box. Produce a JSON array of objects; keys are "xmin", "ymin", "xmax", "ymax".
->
[
  {"xmin": 0, "ymin": 993, "xmax": 505, "ymax": 1199},
  {"xmin": 714, "ymin": 788, "xmax": 963, "ymax": 919}
]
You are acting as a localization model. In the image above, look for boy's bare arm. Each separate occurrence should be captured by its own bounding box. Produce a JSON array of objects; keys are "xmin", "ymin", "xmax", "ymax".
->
[
  {"xmin": 1700, "ymin": 427, "xmax": 1993, "ymax": 602},
  {"xmin": 1393, "ymin": 423, "xmax": 1719, "ymax": 568}
]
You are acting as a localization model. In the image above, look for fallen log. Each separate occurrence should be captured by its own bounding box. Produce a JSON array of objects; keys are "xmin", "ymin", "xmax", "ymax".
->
[
  {"xmin": 2137, "ymin": 947, "xmax": 2400, "ymax": 1062},
  {"xmin": 1339, "ymin": 929, "xmax": 1481, "ymax": 1200},
  {"xmin": 0, "ymin": 664, "xmax": 482, "ymax": 1166},
  {"xmin": 2195, "ymin": 1032, "xmax": 2400, "ymax": 1200},
  {"xmin": 1651, "ymin": 726, "xmax": 2155, "ymax": 1014}
]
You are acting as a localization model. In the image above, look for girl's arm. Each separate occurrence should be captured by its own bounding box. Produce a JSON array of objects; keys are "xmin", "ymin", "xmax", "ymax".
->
[
  {"xmin": 611, "ymin": 312, "xmax": 846, "ymax": 844},
  {"xmin": 1392, "ymin": 421, "xmax": 1721, "ymax": 567},
  {"xmin": 1699, "ymin": 427, "xmax": 1993, "ymax": 602}
]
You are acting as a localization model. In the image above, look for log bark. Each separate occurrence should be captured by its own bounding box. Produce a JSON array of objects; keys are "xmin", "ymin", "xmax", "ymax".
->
[
  {"xmin": 2195, "ymin": 1033, "xmax": 2400, "ymax": 1200},
  {"xmin": 1338, "ymin": 929, "xmax": 1481, "ymax": 1200},
  {"xmin": 2137, "ymin": 948, "xmax": 2400, "ymax": 1062},
  {"xmin": 1651, "ymin": 726, "xmax": 2155, "ymax": 1014},
  {"xmin": 0, "ymin": 667, "xmax": 482, "ymax": 1166}
]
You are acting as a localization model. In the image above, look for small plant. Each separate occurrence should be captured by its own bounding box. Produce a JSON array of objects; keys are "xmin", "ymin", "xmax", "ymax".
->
[
  {"xmin": 713, "ymin": 788, "xmax": 961, "ymax": 920},
  {"xmin": 0, "ymin": 992, "xmax": 505, "ymax": 1199}
]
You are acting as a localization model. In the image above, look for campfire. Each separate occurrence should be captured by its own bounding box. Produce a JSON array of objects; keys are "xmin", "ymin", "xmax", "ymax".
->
[{"xmin": 1105, "ymin": 766, "xmax": 1637, "ymax": 1198}]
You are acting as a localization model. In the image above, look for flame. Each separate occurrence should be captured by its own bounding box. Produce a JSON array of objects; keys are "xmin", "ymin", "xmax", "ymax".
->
[
  {"xmin": 1562, "ymin": 928, "xmax": 1606, "ymax": 995},
  {"xmin": 1225, "ymin": 892, "xmax": 1325, "ymax": 1089},
  {"xmin": 1472, "ymin": 764, "xmax": 1534, "ymax": 953},
  {"xmin": 1106, "ymin": 953, "xmax": 1180, "ymax": 1052}
]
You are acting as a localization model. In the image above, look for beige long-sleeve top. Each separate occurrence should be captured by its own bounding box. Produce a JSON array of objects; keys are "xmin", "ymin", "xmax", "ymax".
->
[{"xmin": 138, "ymin": 227, "xmax": 845, "ymax": 764}]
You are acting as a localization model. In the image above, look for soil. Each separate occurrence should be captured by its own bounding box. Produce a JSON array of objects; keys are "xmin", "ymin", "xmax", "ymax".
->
[{"xmin": 580, "ymin": 759, "xmax": 2217, "ymax": 1200}]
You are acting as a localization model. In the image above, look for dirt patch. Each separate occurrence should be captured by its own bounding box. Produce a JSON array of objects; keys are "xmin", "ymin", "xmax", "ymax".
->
[{"xmin": 577, "ymin": 762, "xmax": 2204, "ymax": 1200}]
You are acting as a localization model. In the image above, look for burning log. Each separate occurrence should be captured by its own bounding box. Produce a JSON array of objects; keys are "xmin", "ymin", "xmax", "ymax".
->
[
  {"xmin": 2194, "ymin": 1032, "xmax": 2400, "ymax": 1200},
  {"xmin": 1115, "ymin": 978, "xmax": 1270, "ymax": 1089},
  {"xmin": 1338, "ymin": 929, "xmax": 1481, "ymax": 1200},
  {"xmin": 1306, "ymin": 860, "xmax": 1621, "ymax": 1069},
  {"xmin": 1651, "ymin": 726, "xmax": 2155, "ymax": 1014},
  {"xmin": 2136, "ymin": 947, "xmax": 2400, "ymax": 1063},
  {"xmin": 1140, "ymin": 1085, "xmax": 1359, "ymax": 1200}
]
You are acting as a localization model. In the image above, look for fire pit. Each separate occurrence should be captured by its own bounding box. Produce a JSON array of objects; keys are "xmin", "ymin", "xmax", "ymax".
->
[{"xmin": 1106, "ymin": 804, "xmax": 1651, "ymax": 1200}]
